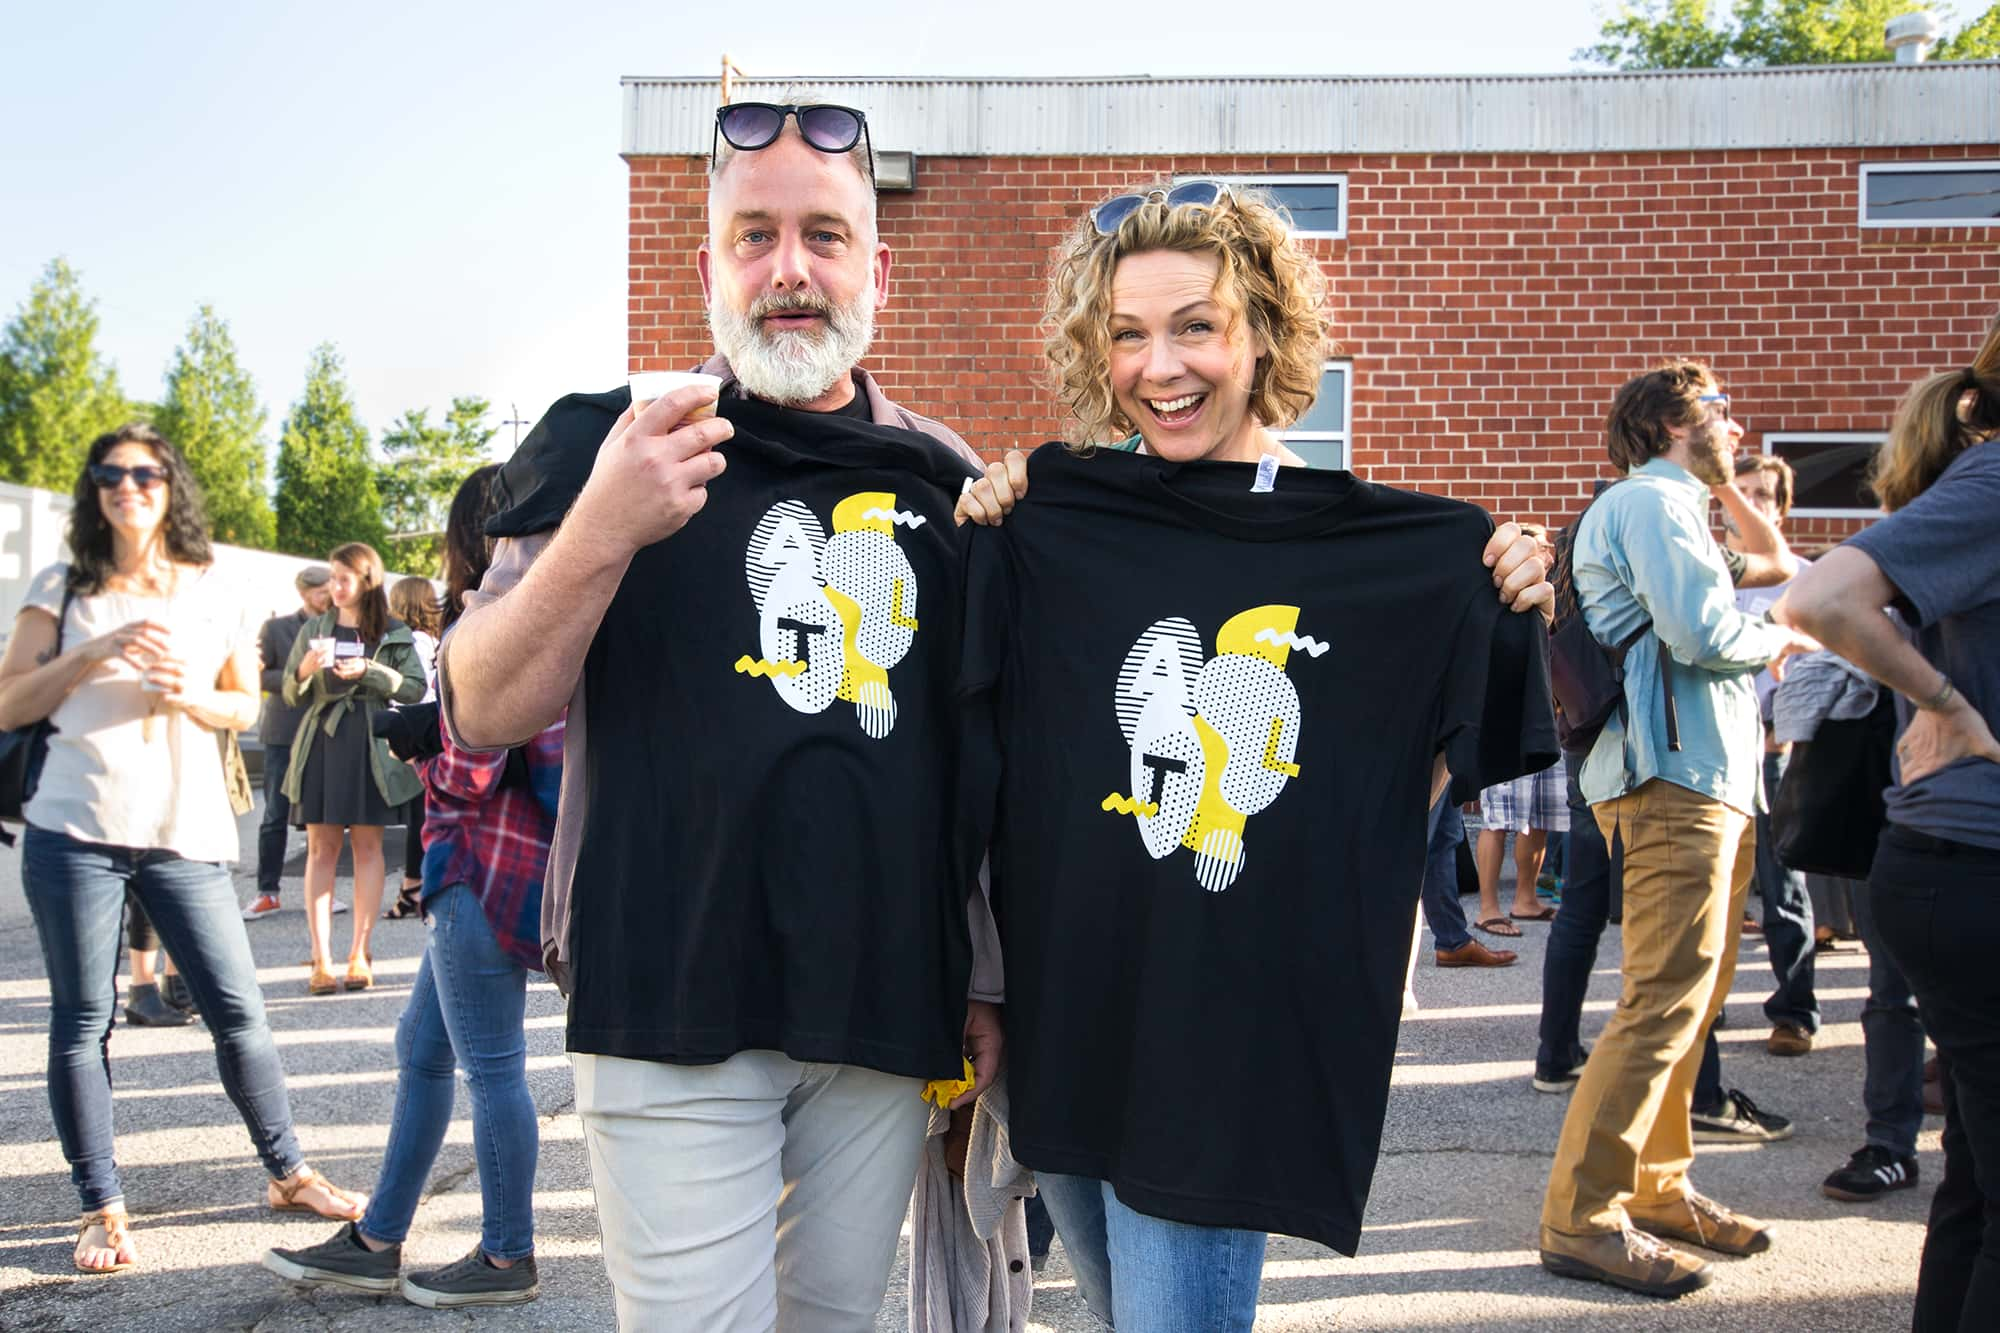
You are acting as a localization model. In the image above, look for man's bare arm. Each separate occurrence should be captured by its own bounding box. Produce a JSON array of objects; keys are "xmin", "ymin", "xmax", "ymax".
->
[
  {"xmin": 442, "ymin": 383, "xmax": 732, "ymax": 749},
  {"xmin": 1714, "ymin": 482, "xmax": 1799, "ymax": 588}
]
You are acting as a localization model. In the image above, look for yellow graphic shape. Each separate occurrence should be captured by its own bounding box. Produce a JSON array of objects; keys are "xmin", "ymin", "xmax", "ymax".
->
[
  {"xmin": 832, "ymin": 490, "xmax": 898, "ymax": 536},
  {"xmin": 1102, "ymin": 792, "xmax": 1161, "ymax": 818},
  {"xmin": 1262, "ymin": 716, "xmax": 1301, "ymax": 778},
  {"xmin": 735, "ymin": 656, "xmax": 806, "ymax": 678},
  {"xmin": 890, "ymin": 578, "xmax": 920, "ymax": 631},
  {"xmin": 1216, "ymin": 604, "xmax": 1301, "ymax": 669},
  {"xmin": 1181, "ymin": 715, "xmax": 1248, "ymax": 853},
  {"xmin": 825, "ymin": 586, "xmax": 890, "ymax": 703}
]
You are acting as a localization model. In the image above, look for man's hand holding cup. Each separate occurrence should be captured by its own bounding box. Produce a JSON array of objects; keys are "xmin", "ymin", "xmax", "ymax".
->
[{"xmin": 571, "ymin": 375, "xmax": 732, "ymax": 560}]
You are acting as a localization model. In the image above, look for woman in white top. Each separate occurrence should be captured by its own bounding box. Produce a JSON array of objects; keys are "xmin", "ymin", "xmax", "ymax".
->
[{"xmin": 0, "ymin": 424, "xmax": 367, "ymax": 1275}]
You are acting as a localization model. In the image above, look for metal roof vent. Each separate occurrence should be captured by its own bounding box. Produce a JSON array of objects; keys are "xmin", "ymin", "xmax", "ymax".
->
[{"xmin": 1886, "ymin": 11, "xmax": 1942, "ymax": 62}]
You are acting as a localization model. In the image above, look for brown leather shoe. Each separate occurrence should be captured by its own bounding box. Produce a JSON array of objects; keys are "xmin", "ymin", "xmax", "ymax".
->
[
  {"xmin": 1627, "ymin": 1191, "xmax": 1773, "ymax": 1256},
  {"xmin": 1767, "ymin": 1022, "xmax": 1812, "ymax": 1057},
  {"xmin": 1541, "ymin": 1225, "xmax": 1710, "ymax": 1298},
  {"xmin": 1436, "ymin": 938, "xmax": 1518, "ymax": 968}
]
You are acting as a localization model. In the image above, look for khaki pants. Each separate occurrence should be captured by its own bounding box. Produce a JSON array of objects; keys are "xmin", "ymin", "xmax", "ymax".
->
[{"xmin": 1541, "ymin": 778, "xmax": 1756, "ymax": 1237}]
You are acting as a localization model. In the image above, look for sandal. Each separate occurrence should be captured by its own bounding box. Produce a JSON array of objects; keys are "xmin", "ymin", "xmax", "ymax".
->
[
  {"xmin": 1510, "ymin": 906, "xmax": 1558, "ymax": 922},
  {"xmin": 344, "ymin": 957, "xmax": 374, "ymax": 992},
  {"xmin": 1475, "ymin": 916, "xmax": 1523, "ymax": 938},
  {"xmin": 307, "ymin": 965, "xmax": 338, "ymax": 996},
  {"xmin": 383, "ymin": 883, "xmax": 421, "ymax": 920},
  {"xmin": 74, "ymin": 1208, "xmax": 137, "ymax": 1274},
  {"xmin": 267, "ymin": 1165, "xmax": 367, "ymax": 1221}
]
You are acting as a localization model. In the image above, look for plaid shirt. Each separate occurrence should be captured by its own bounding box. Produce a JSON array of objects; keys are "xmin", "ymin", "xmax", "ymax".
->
[{"xmin": 417, "ymin": 714, "xmax": 564, "ymax": 972}]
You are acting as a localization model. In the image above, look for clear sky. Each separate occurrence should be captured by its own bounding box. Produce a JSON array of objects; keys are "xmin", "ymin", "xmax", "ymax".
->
[{"xmin": 0, "ymin": 0, "xmax": 1606, "ymax": 459}]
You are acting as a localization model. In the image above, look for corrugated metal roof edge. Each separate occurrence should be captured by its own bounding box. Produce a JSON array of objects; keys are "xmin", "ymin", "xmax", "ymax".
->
[{"xmin": 619, "ymin": 62, "xmax": 2000, "ymax": 87}]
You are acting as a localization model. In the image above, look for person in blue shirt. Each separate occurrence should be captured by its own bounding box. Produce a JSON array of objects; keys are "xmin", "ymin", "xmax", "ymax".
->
[{"xmin": 1538, "ymin": 359, "xmax": 1815, "ymax": 1301}]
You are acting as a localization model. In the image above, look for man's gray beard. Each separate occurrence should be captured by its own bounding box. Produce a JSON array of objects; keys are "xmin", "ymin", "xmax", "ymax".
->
[{"xmin": 708, "ymin": 290, "xmax": 875, "ymax": 406}]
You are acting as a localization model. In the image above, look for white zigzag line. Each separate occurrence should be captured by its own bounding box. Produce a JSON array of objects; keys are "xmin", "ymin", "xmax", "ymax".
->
[
  {"xmin": 1254, "ymin": 627, "xmax": 1330, "ymax": 657},
  {"xmin": 860, "ymin": 507, "xmax": 928, "ymax": 529}
]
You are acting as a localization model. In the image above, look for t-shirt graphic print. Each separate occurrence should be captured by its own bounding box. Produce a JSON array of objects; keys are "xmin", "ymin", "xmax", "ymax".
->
[
  {"xmin": 738, "ymin": 491, "xmax": 926, "ymax": 739},
  {"xmin": 1106, "ymin": 605, "xmax": 1319, "ymax": 891}
]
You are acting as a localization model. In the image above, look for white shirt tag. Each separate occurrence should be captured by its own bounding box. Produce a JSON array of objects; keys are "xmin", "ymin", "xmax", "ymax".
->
[{"xmin": 1250, "ymin": 454, "xmax": 1279, "ymax": 493}]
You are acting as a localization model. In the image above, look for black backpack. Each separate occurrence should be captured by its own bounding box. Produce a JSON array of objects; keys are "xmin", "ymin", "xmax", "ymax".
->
[{"xmin": 1547, "ymin": 483, "xmax": 1678, "ymax": 756}]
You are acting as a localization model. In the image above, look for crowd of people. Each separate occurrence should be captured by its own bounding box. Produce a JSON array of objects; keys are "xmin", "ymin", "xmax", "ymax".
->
[{"xmin": 2, "ymin": 91, "xmax": 1994, "ymax": 1333}]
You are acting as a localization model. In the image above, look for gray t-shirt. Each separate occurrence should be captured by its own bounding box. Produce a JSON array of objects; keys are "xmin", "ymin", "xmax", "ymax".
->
[{"xmin": 1845, "ymin": 440, "xmax": 2000, "ymax": 849}]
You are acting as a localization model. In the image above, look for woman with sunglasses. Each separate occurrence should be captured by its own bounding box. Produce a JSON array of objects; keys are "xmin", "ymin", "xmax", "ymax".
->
[
  {"xmin": 0, "ymin": 424, "xmax": 366, "ymax": 1275},
  {"xmin": 956, "ymin": 183, "xmax": 1551, "ymax": 1329}
]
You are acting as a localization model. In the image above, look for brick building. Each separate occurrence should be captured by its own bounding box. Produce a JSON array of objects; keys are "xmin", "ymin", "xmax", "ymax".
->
[{"xmin": 623, "ymin": 65, "xmax": 2000, "ymax": 544}]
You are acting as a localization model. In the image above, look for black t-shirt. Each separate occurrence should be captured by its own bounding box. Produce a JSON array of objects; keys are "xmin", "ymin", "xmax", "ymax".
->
[
  {"xmin": 562, "ymin": 396, "xmax": 980, "ymax": 1080},
  {"xmin": 959, "ymin": 444, "xmax": 1556, "ymax": 1253}
]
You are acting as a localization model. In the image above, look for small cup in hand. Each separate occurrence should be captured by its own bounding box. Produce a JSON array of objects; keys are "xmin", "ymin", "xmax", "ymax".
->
[{"xmin": 629, "ymin": 371, "xmax": 722, "ymax": 422}]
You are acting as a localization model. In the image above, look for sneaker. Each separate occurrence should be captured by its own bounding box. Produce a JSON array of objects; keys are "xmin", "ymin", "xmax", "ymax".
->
[
  {"xmin": 1533, "ymin": 1049, "xmax": 1591, "ymax": 1094},
  {"xmin": 1540, "ymin": 1225, "xmax": 1710, "ymax": 1299},
  {"xmin": 1767, "ymin": 1022, "xmax": 1813, "ymax": 1057},
  {"xmin": 1691, "ymin": 1089, "xmax": 1793, "ymax": 1143},
  {"xmin": 402, "ymin": 1247, "xmax": 539, "ymax": 1309},
  {"xmin": 124, "ymin": 982, "xmax": 195, "ymax": 1028},
  {"xmin": 1627, "ymin": 1190, "xmax": 1773, "ymax": 1256},
  {"xmin": 331, "ymin": 899, "xmax": 350, "ymax": 916},
  {"xmin": 263, "ymin": 1222, "xmax": 401, "ymax": 1294},
  {"xmin": 1822, "ymin": 1145, "xmax": 1919, "ymax": 1202},
  {"xmin": 241, "ymin": 893, "xmax": 282, "ymax": 921}
]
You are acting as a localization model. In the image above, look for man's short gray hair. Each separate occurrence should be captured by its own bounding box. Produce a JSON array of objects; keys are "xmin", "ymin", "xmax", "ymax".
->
[{"xmin": 709, "ymin": 84, "xmax": 877, "ymax": 229}]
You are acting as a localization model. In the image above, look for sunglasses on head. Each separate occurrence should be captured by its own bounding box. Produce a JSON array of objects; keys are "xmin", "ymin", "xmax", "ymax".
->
[
  {"xmin": 713, "ymin": 103, "xmax": 874, "ymax": 179},
  {"xmin": 1090, "ymin": 180, "xmax": 1235, "ymax": 235},
  {"xmin": 89, "ymin": 463, "xmax": 168, "ymax": 491}
]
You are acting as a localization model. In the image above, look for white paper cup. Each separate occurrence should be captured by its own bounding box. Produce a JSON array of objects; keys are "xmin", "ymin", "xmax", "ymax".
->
[{"xmin": 629, "ymin": 371, "xmax": 722, "ymax": 420}]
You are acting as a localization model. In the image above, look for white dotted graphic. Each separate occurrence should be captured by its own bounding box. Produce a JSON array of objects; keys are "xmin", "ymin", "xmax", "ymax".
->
[
  {"xmin": 1130, "ymin": 692, "xmax": 1206, "ymax": 859},
  {"xmin": 823, "ymin": 530, "xmax": 918, "ymax": 671},
  {"xmin": 1196, "ymin": 655, "xmax": 1302, "ymax": 816}
]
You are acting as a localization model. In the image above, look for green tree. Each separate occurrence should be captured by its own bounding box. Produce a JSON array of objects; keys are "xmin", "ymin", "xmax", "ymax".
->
[
  {"xmin": 273, "ymin": 344, "xmax": 384, "ymax": 557},
  {"xmin": 376, "ymin": 396, "xmax": 496, "ymax": 573},
  {"xmin": 1579, "ymin": 0, "xmax": 2000, "ymax": 67},
  {"xmin": 156, "ymin": 306, "xmax": 274, "ymax": 548},
  {"xmin": 0, "ymin": 258, "xmax": 130, "ymax": 490}
]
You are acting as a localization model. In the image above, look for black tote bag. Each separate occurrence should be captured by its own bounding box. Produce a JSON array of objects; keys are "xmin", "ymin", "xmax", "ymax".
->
[
  {"xmin": 1770, "ymin": 689, "xmax": 1899, "ymax": 879},
  {"xmin": 0, "ymin": 586, "xmax": 75, "ymax": 847}
]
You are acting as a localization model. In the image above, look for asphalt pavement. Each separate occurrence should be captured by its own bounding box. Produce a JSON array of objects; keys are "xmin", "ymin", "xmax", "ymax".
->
[{"xmin": 0, "ymin": 807, "xmax": 1931, "ymax": 1331}]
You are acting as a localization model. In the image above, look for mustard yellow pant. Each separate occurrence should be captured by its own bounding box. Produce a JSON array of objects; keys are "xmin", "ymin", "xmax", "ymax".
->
[{"xmin": 1541, "ymin": 778, "xmax": 1756, "ymax": 1237}]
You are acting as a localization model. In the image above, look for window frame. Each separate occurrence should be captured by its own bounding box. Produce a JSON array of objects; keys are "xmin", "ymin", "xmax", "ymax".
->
[
  {"xmin": 1857, "ymin": 160, "xmax": 2000, "ymax": 230},
  {"xmin": 1177, "ymin": 172, "xmax": 1349, "ymax": 240},
  {"xmin": 1763, "ymin": 430, "xmax": 1886, "ymax": 519},
  {"xmin": 1278, "ymin": 359, "xmax": 1354, "ymax": 471}
]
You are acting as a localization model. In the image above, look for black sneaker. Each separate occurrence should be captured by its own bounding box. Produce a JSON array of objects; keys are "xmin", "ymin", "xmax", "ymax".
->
[
  {"xmin": 1533, "ymin": 1047, "xmax": 1592, "ymax": 1094},
  {"xmin": 124, "ymin": 983, "xmax": 195, "ymax": 1028},
  {"xmin": 263, "ymin": 1222, "xmax": 401, "ymax": 1294},
  {"xmin": 1822, "ymin": 1145, "xmax": 1919, "ymax": 1202},
  {"xmin": 402, "ymin": 1247, "xmax": 539, "ymax": 1308},
  {"xmin": 1690, "ymin": 1089, "xmax": 1793, "ymax": 1143}
]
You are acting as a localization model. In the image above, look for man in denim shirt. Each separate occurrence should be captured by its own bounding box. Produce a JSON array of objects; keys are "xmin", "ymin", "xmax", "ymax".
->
[{"xmin": 1539, "ymin": 360, "xmax": 1816, "ymax": 1299}]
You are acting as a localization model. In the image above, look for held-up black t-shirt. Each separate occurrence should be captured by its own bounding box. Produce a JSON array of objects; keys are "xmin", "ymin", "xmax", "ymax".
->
[
  {"xmin": 959, "ymin": 444, "xmax": 1556, "ymax": 1253},
  {"xmin": 562, "ymin": 396, "xmax": 979, "ymax": 1080}
]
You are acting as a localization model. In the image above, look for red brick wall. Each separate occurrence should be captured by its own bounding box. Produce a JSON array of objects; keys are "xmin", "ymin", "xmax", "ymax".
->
[{"xmin": 629, "ymin": 145, "xmax": 2000, "ymax": 537}]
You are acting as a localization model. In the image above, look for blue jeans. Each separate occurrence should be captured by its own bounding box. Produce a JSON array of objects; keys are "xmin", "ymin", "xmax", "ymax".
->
[
  {"xmin": 256, "ymin": 739, "xmax": 293, "ymax": 896},
  {"xmin": 1851, "ymin": 874, "xmax": 1926, "ymax": 1158},
  {"xmin": 1421, "ymin": 791, "xmax": 1471, "ymax": 951},
  {"xmin": 1535, "ymin": 755, "xmax": 1612, "ymax": 1079},
  {"xmin": 21, "ymin": 826, "xmax": 306, "ymax": 1210},
  {"xmin": 1756, "ymin": 749, "xmax": 1818, "ymax": 1032},
  {"xmin": 1038, "ymin": 1173, "xmax": 1265, "ymax": 1332},
  {"xmin": 361, "ymin": 883, "xmax": 537, "ymax": 1259}
]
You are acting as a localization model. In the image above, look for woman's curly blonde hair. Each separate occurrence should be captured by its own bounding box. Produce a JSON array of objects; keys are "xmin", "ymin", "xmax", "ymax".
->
[{"xmin": 1044, "ymin": 184, "xmax": 1330, "ymax": 447}]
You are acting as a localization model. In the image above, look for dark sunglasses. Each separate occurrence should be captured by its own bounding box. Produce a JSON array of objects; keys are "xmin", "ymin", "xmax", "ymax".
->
[
  {"xmin": 1091, "ymin": 180, "xmax": 1236, "ymax": 235},
  {"xmin": 88, "ymin": 463, "xmax": 169, "ymax": 491},
  {"xmin": 713, "ymin": 103, "xmax": 874, "ymax": 179}
]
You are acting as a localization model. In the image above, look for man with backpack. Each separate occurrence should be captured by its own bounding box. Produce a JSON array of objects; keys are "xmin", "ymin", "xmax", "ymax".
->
[{"xmin": 1537, "ymin": 361, "xmax": 1816, "ymax": 1300}]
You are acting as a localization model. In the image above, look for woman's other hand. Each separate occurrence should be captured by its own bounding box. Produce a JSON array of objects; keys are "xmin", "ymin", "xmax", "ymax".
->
[
  {"xmin": 330, "ymin": 657, "xmax": 367, "ymax": 682},
  {"xmin": 79, "ymin": 619, "xmax": 172, "ymax": 669},
  {"xmin": 954, "ymin": 450, "xmax": 1029, "ymax": 527},
  {"xmin": 296, "ymin": 646, "xmax": 331, "ymax": 680}
]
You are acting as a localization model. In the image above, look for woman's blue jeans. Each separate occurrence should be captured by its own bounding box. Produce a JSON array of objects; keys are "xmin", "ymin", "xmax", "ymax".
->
[
  {"xmin": 21, "ymin": 825, "xmax": 306, "ymax": 1210},
  {"xmin": 1038, "ymin": 1172, "xmax": 1265, "ymax": 1331},
  {"xmin": 361, "ymin": 883, "xmax": 537, "ymax": 1259}
]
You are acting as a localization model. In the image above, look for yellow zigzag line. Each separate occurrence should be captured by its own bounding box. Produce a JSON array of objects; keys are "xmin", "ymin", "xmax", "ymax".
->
[
  {"xmin": 735, "ymin": 656, "xmax": 806, "ymax": 678},
  {"xmin": 1101, "ymin": 792, "xmax": 1160, "ymax": 818}
]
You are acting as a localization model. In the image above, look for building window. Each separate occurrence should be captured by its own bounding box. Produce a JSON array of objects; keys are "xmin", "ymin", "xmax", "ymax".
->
[
  {"xmin": 1280, "ymin": 361, "xmax": 1351, "ymax": 470},
  {"xmin": 1859, "ymin": 162, "xmax": 2000, "ymax": 227},
  {"xmin": 1181, "ymin": 174, "xmax": 1346, "ymax": 239},
  {"xmin": 1764, "ymin": 432, "xmax": 1884, "ymax": 518}
]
